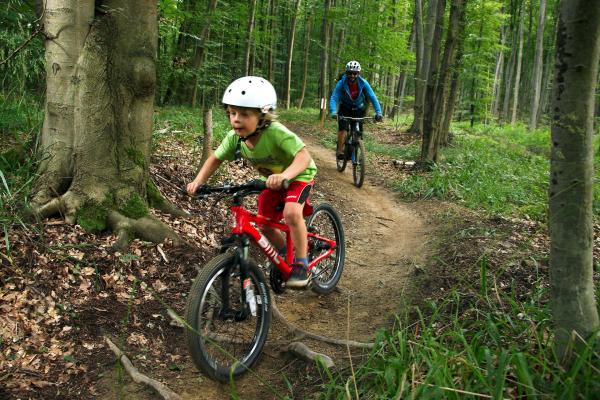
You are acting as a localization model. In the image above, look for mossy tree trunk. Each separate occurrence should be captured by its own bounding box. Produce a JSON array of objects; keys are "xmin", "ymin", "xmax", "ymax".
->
[
  {"xmin": 33, "ymin": 0, "xmax": 184, "ymax": 249},
  {"xmin": 549, "ymin": 0, "xmax": 600, "ymax": 363}
]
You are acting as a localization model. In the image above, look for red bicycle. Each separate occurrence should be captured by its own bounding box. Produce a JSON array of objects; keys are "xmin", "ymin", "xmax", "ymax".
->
[{"xmin": 184, "ymin": 180, "xmax": 345, "ymax": 381}]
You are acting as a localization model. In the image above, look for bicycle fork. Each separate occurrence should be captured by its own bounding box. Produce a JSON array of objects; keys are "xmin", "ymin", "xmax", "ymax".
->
[{"xmin": 219, "ymin": 235, "xmax": 253, "ymax": 321}]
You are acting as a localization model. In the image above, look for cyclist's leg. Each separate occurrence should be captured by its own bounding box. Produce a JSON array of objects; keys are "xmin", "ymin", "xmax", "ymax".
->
[
  {"xmin": 337, "ymin": 107, "xmax": 351, "ymax": 157},
  {"xmin": 282, "ymin": 181, "xmax": 313, "ymax": 288},
  {"xmin": 283, "ymin": 202, "xmax": 307, "ymax": 260},
  {"xmin": 337, "ymin": 130, "xmax": 347, "ymax": 156},
  {"xmin": 257, "ymin": 189, "xmax": 286, "ymax": 251}
]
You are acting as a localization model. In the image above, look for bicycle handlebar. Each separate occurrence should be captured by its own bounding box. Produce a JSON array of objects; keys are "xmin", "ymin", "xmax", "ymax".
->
[
  {"xmin": 337, "ymin": 116, "xmax": 375, "ymax": 121},
  {"xmin": 189, "ymin": 179, "xmax": 290, "ymax": 199}
]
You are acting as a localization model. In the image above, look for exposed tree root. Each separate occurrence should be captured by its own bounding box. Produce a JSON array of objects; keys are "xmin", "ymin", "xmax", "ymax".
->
[
  {"xmin": 166, "ymin": 294, "xmax": 374, "ymax": 371},
  {"xmin": 152, "ymin": 199, "xmax": 190, "ymax": 218},
  {"xmin": 104, "ymin": 337, "xmax": 182, "ymax": 400},
  {"xmin": 108, "ymin": 211, "xmax": 185, "ymax": 251},
  {"xmin": 32, "ymin": 197, "xmax": 64, "ymax": 220},
  {"xmin": 284, "ymin": 342, "xmax": 335, "ymax": 368},
  {"xmin": 271, "ymin": 299, "xmax": 375, "ymax": 349}
]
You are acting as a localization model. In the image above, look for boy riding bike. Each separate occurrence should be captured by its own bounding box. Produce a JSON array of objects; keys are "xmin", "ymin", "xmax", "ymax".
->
[{"xmin": 186, "ymin": 76, "xmax": 317, "ymax": 288}]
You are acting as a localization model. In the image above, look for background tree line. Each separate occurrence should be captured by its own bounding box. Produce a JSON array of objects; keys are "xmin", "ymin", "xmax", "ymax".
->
[
  {"xmin": 0, "ymin": 0, "xmax": 592, "ymax": 127},
  {"xmin": 3, "ymin": 0, "xmax": 591, "ymax": 158}
]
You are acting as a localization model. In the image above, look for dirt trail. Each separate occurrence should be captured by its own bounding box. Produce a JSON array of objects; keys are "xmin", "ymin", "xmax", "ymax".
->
[{"xmin": 166, "ymin": 135, "xmax": 431, "ymax": 399}]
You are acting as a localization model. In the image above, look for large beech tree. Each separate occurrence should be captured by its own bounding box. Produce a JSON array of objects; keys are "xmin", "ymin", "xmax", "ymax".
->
[
  {"xmin": 33, "ymin": 0, "xmax": 183, "ymax": 248},
  {"xmin": 549, "ymin": 0, "xmax": 599, "ymax": 361}
]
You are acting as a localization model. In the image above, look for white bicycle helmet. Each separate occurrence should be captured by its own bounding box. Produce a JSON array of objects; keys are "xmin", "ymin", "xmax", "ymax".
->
[
  {"xmin": 222, "ymin": 76, "xmax": 277, "ymax": 112},
  {"xmin": 346, "ymin": 60, "xmax": 361, "ymax": 72}
]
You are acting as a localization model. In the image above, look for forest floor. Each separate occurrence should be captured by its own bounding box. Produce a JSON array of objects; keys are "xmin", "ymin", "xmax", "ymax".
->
[{"xmin": 2, "ymin": 117, "xmax": 598, "ymax": 399}]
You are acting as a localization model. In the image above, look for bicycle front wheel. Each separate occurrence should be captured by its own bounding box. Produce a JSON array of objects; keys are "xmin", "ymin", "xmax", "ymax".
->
[
  {"xmin": 306, "ymin": 203, "xmax": 345, "ymax": 294},
  {"xmin": 336, "ymin": 148, "xmax": 348, "ymax": 172},
  {"xmin": 185, "ymin": 253, "xmax": 271, "ymax": 381},
  {"xmin": 352, "ymin": 139, "xmax": 366, "ymax": 188}
]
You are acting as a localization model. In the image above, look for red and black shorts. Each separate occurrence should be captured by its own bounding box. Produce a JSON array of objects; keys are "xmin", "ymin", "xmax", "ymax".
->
[{"xmin": 257, "ymin": 180, "xmax": 314, "ymax": 221}]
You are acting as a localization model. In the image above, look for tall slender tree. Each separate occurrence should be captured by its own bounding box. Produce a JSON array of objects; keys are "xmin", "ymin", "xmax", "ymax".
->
[
  {"xmin": 245, "ymin": 0, "xmax": 258, "ymax": 75},
  {"xmin": 284, "ymin": 0, "xmax": 303, "ymax": 109},
  {"xmin": 319, "ymin": 0, "xmax": 331, "ymax": 121},
  {"xmin": 549, "ymin": 0, "xmax": 600, "ymax": 362},
  {"xmin": 511, "ymin": 4, "xmax": 525, "ymax": 124},
  {"xmin": 529, "ymin": 0, "xmax": 547, "ymax": 129}
]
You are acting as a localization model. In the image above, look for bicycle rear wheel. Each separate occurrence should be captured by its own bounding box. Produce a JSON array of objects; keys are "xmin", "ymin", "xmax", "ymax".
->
[
  {"xmin": 185, "ymin": 253, "xmax": 271, "ymax": 381},
  {"xmin": 352, "ymin": 139, "xmax": 366, "ymax": 188},
  {"xmin": 306, "ymin": 203, "xmax": 345, "ymax": 294}
]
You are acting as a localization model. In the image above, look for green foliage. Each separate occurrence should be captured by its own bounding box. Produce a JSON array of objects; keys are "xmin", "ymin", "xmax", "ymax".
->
[
  {"xmin": 153, "ymin": 105, "xmax": 231, "ymax": 144},
  {"xmin": 321, "ymin": 277, "xmax": 600, "ymax": 398},
  {"xmin": 0, "ymin": 93, "xmax": 43, "ymax": 138},
  {"xmin": 0, "ymin": 94, "xmax": 42, "ymax": 236},
  {"xmin": 390, "ymin": 122, "xmax": 558, "ymax": 221},
  {"xmin": 0, "ymin": 1, "xmax": 45, "ymax": 95}
]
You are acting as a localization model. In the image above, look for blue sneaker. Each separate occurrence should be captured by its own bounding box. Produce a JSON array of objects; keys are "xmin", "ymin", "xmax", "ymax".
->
[{"xmin": 286, "ymin": 263, "xmax": 311, "ymax": 289}]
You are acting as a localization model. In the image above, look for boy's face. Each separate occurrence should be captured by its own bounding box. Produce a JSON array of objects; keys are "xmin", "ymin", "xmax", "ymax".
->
[{"xmin": 227, "ymin": 106, "xmax": 261, "ymax": 138}]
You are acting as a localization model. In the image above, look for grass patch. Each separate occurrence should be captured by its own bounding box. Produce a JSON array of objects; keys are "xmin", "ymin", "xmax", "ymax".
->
[
  {"xmin": 321, "ymin": 284, "xmax": 600, "ymax": 399},
  {"xmin": 0, "ymin": 94, "xmax": 42, "ymax": 236},
  {"xmin": 376, "ymin": 119, "xmax": 600, "ymax": 221}
]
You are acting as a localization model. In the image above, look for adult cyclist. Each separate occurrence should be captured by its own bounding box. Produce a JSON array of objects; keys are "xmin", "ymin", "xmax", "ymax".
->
[{"xmin": 329, "ymin": 60, "xmax": 383, "ymax": 160}]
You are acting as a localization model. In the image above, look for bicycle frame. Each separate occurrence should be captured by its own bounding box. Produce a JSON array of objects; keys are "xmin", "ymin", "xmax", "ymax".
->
[
  {"xmin": 339, "ymin": 116, "xmax": 371, "ymax": 162},
  {"xmin": 227, "ymin": 202, "xmax": 338, "ymax": 281}
]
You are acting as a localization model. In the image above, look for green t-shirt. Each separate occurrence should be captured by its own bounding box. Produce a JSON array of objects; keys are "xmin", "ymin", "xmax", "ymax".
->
[{"xmin": 214, "ymin": 121, "xmax": 317, "ymax": 182}]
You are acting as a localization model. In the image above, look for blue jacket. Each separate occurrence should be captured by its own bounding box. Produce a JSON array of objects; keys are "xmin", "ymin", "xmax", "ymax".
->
[{"xmin": 329, "ymin": 75, "xmax": 382, "ymax": 115}]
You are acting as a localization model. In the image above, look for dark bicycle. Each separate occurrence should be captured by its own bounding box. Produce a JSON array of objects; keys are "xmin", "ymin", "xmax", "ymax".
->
[{"xmin": 336, "ymin": 116, "xmax": 373, "ymax": 188}]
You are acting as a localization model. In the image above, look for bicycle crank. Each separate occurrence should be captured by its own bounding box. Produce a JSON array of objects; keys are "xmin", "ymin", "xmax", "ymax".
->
[{"xmin": 269, "ymin": 264, "xmax": 286, "ymax": 294}]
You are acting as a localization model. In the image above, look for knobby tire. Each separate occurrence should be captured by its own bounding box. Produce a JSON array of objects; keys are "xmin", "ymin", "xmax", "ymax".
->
[
  {"xmin": 306, "ymin": 203, "xmax": 345, "ymax": 294},
  {"xmin": 184, "ymin": 253, "xmax": 271, "ymax": 381}
]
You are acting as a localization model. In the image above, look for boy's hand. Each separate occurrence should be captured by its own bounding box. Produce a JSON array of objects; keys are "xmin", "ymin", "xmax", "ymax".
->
[
  {"xmin": 266, "ymin": 174, "xmax": 288, "ymax": 190},
  {"xmin": 186, "ymin": 180, "xmax": 203, "ymax": 195}
]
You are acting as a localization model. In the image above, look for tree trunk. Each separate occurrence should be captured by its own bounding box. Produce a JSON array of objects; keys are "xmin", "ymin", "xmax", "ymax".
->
[
  {"xmin": 511, "ymin": 7, "xmax": 525, "ymax": 124},
  {"xmin": 201, "ymin": 108, "xmax": 213, "ymax": 164},
  {"xmin": 34, "ymin": 0, "xmax": 183, "ymax": 249},
  {"xmin": 298, "ymin": 7, "xmax": 312, "ymax": 108},
  {"xmin": 390, "ymin": 18, "xmax": 416, "ymax": 119},
  {"xmin": 549, "ymin": 0, "xmax": 600, "ymax": 363},
  {"xmin": 468, "ymin": 20, "xmax": 484, "ymax": 127},
  {"xmin": 502, "ymin": 13, "xmax": 518, "ymax": 122},
  {"xmin": 191, "ymin": 0, "xmax": 218, "ymax": 108},
  {"xmin": 421, "ymin": 0, "xmax": 466, "ymax": 163},
  {"xmin": 529, "ymin": 0, "xmax": 547, "ymax": 129},
  {"xmin": 409, "ymin": 0, "xmax": 431, "ymax": 135},
  {"xmin": 245, "ymin": 0, "xmax": 258, "ymax": 76},
  {"xmin": 267, "ymin": 0, "xmax": 276, "ymax": 81},
  {"xmin": 284, "ymin": 0, "xmax": 302, "ymax": 109},
  {"xmin": 491, "ymin": 27, "xmax": 506, "ymax": 119},
  {"xmin": 318, "ymin": 0, "xmax": 331, "ymax": 121},
  {"xmin": 420, "ymin": 0, "xmax": 445, "ymax": 152}
]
